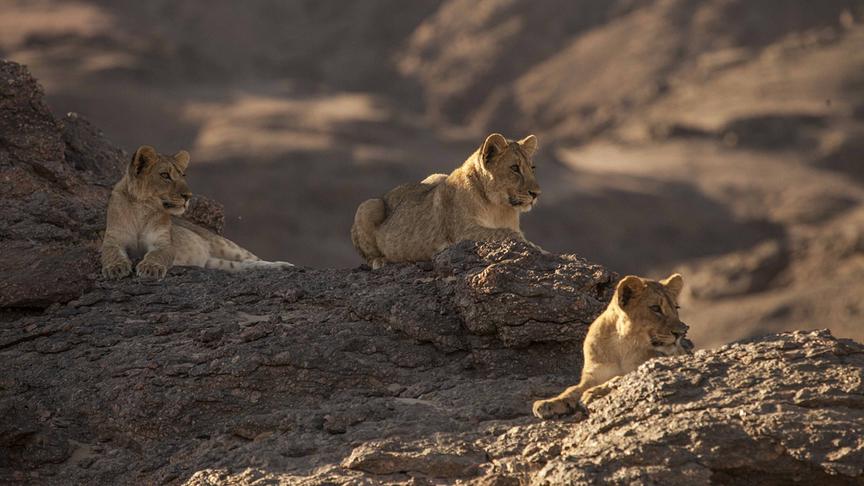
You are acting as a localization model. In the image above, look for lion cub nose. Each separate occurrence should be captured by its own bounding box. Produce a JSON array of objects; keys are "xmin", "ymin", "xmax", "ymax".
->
[
  {"xmin": 529, "ymin": 190, "xmax": 541, "ymax": 199},
  {"xmin": 181, "ymin": 192, "xmax": 192, "ymax": 201}
]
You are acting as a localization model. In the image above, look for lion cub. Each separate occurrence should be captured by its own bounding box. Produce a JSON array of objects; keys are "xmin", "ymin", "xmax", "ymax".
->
[
  {"xmin": 101, "ymin": 145, "xmax": 293, "ymax": 280},
  {"xmin": 351, "ymin": 133, "xmax": 541, "ymax": 268},
  {"xmin": 533, "ymin": 274, "xmax": 693, "ymax": 420}
]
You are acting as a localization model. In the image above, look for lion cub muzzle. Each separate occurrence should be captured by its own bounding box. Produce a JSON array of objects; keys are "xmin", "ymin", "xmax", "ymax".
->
[
  {"xmin": 651, "ymin": 320, "xmax": 691, "ymax": 356},
  {"xmin": 159, "ymin": 177, "xmax": 191, "ymax": 215},
  {"xmin": 161, "ymin": 189, "xmax": 191, "ymax": 215},
  {"xmin": 509, "ymin": 190, "xmax": 541, "ymax": 214}
]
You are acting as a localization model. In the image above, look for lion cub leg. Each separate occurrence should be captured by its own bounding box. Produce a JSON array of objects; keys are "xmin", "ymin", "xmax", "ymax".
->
[
  {"xmin": 101, "ymin": 240, "xmax": 133, "ymax": 280},
  {"xmin": 351, "ymin": 198, "xmax": 387, "ymax": 268},
  {"xmin": 532, "ymin": 370, "xmax": 608, "ymax": 420},
  {"xmin": 208, "ymin": 236, "xmax": 261, "ymax": 262},
  {"xmin": 136, "ymin": 229, "xmax": 175, "ymax": 280},
  {"xmin": 532, "ymin": 383, "xmax": 589, "ymax": 420},
  {"xmin": 580, "ymin": 375, "xmax": 624, "ymax": 405}
]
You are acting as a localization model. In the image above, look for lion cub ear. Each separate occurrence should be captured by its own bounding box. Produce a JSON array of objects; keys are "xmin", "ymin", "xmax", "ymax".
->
[
  {"xmin": 616, "ymin": 275, "xmax": 645, "ymax": 308},
  {"xmin": 661, "ymin": 273, "xmax": 684, "ymax": 297},
  {"xmin": 480, "ymin": 133, "xmax": 508, "ymax": 164},
  {"xmin": 130, "ymin": 145, "xmax": 158, "ymax": 176},
  {"xmin": 173, "ymin": 150, "xmax": 190, "ymax": 172},
  {"xmin": 518, "ymin": 135, "xmax": 538, "ymax": 156}
]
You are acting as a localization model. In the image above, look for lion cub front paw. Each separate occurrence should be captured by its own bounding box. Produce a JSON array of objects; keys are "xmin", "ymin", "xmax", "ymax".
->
[
  {"xmin": 532, "ymin": 398, "xmax": 588, "ymax": 420},
  {"xmin": 102, "ymin": 260, "xmax": 132, "ymax": 280},
  {"xmin": 581, "ymin": 387, "xmax": 609, "ymax": 406},
  {"xmin": 581, "ymin": 379, "xmax": 620, "ymax": 405},
  {"xmin": 136, "ymin": 260, "xmax": 168, "ymax": 280}
]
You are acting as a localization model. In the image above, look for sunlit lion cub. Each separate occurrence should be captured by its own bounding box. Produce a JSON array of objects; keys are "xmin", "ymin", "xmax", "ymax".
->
[
  {"xmin": 351, "ymin": 133, "xmax": 541, "ymax": 269},
  {"xmin": 533, "ymin": 274, "xmax": 693, "ymax": 420},
  {"xmin": 101, "ymin": 145, "xmax": 293, "ymax": 280}
]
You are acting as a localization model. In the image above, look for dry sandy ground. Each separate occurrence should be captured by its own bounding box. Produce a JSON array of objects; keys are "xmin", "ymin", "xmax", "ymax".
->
[{"xmin": 1, "ymin": 0, "xmax": 862, "ymax": 347}]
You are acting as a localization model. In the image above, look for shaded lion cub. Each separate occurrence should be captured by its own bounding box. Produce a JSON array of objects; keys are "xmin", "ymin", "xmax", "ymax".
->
[
  {"xmin": 101, "ymin": 145, "xmax": 293, "ymax": 280},
  {"xmin": 351, "ymin": 133, "xmax": 541, "ymax": 268},
  {"xmin": 533, "ymin": 274, "xmax": 693, "ymax": 420}
]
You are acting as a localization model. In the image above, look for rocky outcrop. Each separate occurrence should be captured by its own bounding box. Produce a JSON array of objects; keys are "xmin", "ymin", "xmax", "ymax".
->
[
  {"xmin": 2, "ymin": 233, "xmax": 863, "ymax": 485},
  {"xmin": 193, "ymin": 331, "xmax": 864, "ymax": 485},
  {"xmin": 0, "ymin": 240, "xmax": 617, "ymax": 485},
  {"xmin": 0, "ymin": 60, "xmax": 223, "ymax": 309},
  {"xmin": 524, "ymin": 329, "xmax": 864, "ymax": 485},
  {"xmin": 0, "ymin": 61, "xmax": 121, "ymax": 308},
  {"xmin": 2, "ymin": 61, "xmax": 863, "ymax": 486},
  {"xmin": 4, "ymin": 265, "xmax": 860, "ymax": 486}
]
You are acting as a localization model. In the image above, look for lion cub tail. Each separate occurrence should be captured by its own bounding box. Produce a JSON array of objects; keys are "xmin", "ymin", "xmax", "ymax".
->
[
  {"xmin": 351, "ymin": 198, "xmax": 387, "ymax": 265},
  {"xmin": 204, "ymin": 258, "xmax": 293, "ymax": 272}
]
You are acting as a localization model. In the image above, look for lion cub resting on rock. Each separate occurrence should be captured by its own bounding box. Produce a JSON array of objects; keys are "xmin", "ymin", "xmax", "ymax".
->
[
  {"xmin": 533, "ymin": 274, "xmax": 693, "ymax": 420},
  {"xmin": 101, "ymin": 145, "xmax": 293, "ymax": 280},
  {"xmin": 352, "ymin": 133, "xmax": 542, "ymax": 268}
]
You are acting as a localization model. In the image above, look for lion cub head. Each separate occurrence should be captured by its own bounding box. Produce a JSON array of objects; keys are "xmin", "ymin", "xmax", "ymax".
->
[
  {"xmin": 477, "ymin": 133, "xmax": 541, "ymax": 212},
  {"xmin": 126, "ymin": 145, "xmax": 192, "ymax": 216},
  {"xmin": 614, "ymin": 273, "xmax": 692, "ymax": 356}
]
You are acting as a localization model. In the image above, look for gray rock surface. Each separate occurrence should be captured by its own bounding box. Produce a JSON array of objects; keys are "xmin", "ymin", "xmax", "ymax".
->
[
  {"xmin": 3, "ymin": 243, "xmax": 863, "ymax": 484},
  {"xmin": 0, "ymin": 240, "xmax": 616, "ymax": 485}
]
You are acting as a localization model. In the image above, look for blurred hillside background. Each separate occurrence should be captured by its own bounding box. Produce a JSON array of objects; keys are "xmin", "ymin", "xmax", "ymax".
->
[{"xmin": 2, "ymin": 0, "xmax": 863, "ymax": 347}]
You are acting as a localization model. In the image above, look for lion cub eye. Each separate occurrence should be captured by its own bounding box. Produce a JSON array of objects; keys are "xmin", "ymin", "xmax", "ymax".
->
[
  {"xmin": 160, "ymin": 172, "xmax": 171, "ymax": 180},
  {"xmin": 510, "ymin": 165, "xmax": 521, "ymax": 174},
  {"xmin": 649, "ymin": 304, "xmax": 663, "ymax": 314}
]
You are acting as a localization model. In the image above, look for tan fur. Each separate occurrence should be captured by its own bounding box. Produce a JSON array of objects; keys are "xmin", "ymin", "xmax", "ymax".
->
[
  {"xmin": 351, "ymin": 133, "xmax": 542, "ymax": 268},
  {"xmin": 100, "ymin": 145, "xmax": 293, "ymax": 280},
  {"xmin": 532, "ymin": 273, "xmax": 692, "ymax": 420}
]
